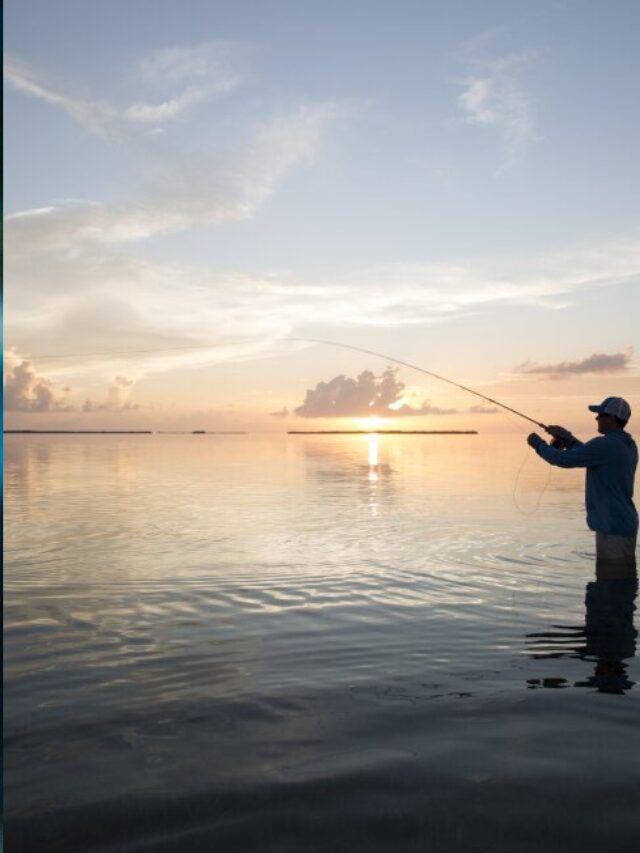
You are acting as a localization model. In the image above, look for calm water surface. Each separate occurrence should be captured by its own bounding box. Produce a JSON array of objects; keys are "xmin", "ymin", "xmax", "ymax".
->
[{"xmin": 4, "ymin": 434, "xmax": 639, "ymax": 851}]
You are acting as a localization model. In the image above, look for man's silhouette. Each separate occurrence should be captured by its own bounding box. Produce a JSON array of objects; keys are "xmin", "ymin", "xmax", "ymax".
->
[{"xmin": 527, "ymin": 397, "xmax": 638, "ymax": 577}]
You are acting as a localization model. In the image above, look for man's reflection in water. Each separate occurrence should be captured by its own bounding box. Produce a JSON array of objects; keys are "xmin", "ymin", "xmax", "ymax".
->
[{"xmin": 526, "ymin": 563, "xmax": 637, "ymax": 694}]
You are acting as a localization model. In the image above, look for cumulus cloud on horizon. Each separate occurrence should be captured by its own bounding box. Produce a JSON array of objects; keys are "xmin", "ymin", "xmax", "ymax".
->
[
  {"xmin": 293, "ymin": 368, "xmax": 457, "ymax": 418},
  {"xmin": 3, "ymin": 353, "xmax": 74, "ymax": 412},
  {"xmin": 3, "ymin": 352, "xmax": 142, "ymax": 414},
  {"xmin": 516, "ymin": 347, "xmax": 634, "ymax": 379},
  {"xmin": 82, "ymin": 376, "xmax": 140, "ymax": 412}
]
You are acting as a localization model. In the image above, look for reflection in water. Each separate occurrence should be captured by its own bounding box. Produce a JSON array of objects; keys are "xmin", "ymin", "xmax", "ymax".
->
[
  {"xmin": 3, "ymin": 436, "xmax": 53, "ymax": 500},
  {"xmin": 526, "ymin": 576, "xmax": 638, "ymax": 694},
  {"xmin": 301, "ymin": 434, "xmax": 396, "ymax": 509},
  {"xmin": 367, "ymin": 433, "xmax": 379, "ymax": 481}
]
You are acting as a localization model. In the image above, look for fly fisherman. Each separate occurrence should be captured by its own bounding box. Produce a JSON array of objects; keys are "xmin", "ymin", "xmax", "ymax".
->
[{"xmin": 527, "ymin": 397, "xmax": 638, "ymax": 577}]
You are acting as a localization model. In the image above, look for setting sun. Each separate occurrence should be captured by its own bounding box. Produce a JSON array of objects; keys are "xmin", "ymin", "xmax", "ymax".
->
[{"xmin": 361, "ymin": 416, "xmax": 384, "ymax": 431}]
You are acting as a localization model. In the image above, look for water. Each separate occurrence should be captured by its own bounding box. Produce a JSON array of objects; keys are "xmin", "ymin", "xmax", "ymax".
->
[{"xmin": 4, "ymin": 433, "xmax": 639, "ymax": 852}]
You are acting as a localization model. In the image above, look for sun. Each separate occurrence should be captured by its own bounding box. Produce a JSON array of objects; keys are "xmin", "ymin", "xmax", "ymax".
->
[{"xmin": 361, "ymin": 416, "xmax": 383, "ymax": 431}]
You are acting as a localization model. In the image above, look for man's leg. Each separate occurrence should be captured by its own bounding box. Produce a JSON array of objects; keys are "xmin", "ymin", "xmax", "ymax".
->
[{"xmin": 596, "ymin": 531, "xmax": 638, "ymax": 580}]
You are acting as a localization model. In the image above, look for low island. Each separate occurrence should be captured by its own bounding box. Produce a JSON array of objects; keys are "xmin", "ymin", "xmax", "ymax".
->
[
  {"xmin": 287, "ymin": 430, "xmax": 478, "ymax": 435},
  {"xmin": 4, "ymin": 430, "xmax": 153, "ymax": 434}
]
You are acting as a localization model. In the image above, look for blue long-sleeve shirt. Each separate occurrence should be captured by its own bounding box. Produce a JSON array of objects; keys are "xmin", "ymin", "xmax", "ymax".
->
[{"xmin": 531, "ymin": 430, "xmax": 638, "ymax": 537}]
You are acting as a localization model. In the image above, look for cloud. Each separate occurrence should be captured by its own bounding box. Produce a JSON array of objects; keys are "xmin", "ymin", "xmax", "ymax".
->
[
  {"xmin": 4, "ymin": 43, "xmax": 242, "ymax": 137},
  {"xmin": 3, "ymin": 351, "xmax": 146, "ymax": 414},
  {"xmin": 393, "ymin": 402, "xmax": 458, "ymax": 416},
  {"xmin": 4, "ymin": 47, "xmax": 353, "ymax": 382},
  {"xmin": 468, "ymin": 404, "xmax": 500, "ymax": 414},
  {"xmin": 3, "ymin": 352, "xmax": 74, "ymax": 412},
  {"xmin": 293, "ymin": 368, "xmax": 456, "ymax": 418},
  {"xmin": 270, "ymin": 407, "xmax": 290, "ymax": 418},
  {"xmin": 3, "ymin": 55, "xmax": 117, "ymax": 136},
  {"xmin": 82, "ymin": 375, "xmax": 140, "ymax": 412},
  {"xmin": 123, "ymin": 88, "xmax": 210, "ymax": 123},
  {"xmin": 516, "ymin": 347, "xmax": 634, "ymax": 379},
  {"xmin": 136, "ymin": 41, "xmax": 244, "ymax": 89},
  {"xmin": 4, "ymin": 101, "xmax": 345, "ymax": 251},
  {"xmin": 108, "ymin": 375, "xmax": 136, "ymax": 408},
  {"xmin": 5, "ymin": 219, "xmax": 640, "ymax": 388},
  {"xmin": 5, "ymin": 234, "xmax": 640, "ymax": 385},
  {"xmin": 458, "ymin": 53, "xmax": 535, "ymax": 170}
]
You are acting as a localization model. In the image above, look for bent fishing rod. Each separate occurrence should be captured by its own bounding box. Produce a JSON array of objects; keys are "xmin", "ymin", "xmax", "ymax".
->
[
  {"xmin": 288, "ymin": 337, "xmax": 549, "ymax": 431},
  {"xmin": 21, "ymin": 336, "xmax": 550, "ymax": 432}
]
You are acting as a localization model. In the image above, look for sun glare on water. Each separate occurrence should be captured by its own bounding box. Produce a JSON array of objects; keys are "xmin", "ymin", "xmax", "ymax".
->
[{"xmin": 367, "ymin": 433, "xmax": 379, "ymax": 469}]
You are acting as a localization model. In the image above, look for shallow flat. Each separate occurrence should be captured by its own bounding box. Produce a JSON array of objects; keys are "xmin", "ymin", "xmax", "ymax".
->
[{"xmin": 4, "ymin": 433, "xmax": 638, "ymax": 852}]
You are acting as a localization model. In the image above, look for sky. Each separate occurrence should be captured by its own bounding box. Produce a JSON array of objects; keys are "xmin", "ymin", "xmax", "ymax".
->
[{"xmin": 4, "ymin": 0, "xmax": 640, "ymax": 434}]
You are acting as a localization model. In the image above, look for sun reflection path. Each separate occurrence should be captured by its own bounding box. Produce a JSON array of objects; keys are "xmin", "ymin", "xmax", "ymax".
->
[{"xmin": 367, "ymin": 433, "xmax": 379, "ymax": 482}]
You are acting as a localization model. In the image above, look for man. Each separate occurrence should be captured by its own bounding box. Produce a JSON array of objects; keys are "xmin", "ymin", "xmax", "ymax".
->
[{"xmin": 527, "ymin": 397, "xmax": 638, "ymax": 577}]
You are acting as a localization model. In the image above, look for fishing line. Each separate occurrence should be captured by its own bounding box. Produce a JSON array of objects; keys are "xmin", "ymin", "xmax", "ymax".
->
[
  {"xmin": 512, "ymin": 446, "xmax": 553, "ymax": 515},
  {"xmin": 481, "ymin": 403, "xmax": 552, "ymax": 515}
]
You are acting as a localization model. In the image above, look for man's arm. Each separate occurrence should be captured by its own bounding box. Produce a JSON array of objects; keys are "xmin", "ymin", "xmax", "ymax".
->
[{"xmin": 528, "ymin": 434, "xmax": 608, "ymax": 469}]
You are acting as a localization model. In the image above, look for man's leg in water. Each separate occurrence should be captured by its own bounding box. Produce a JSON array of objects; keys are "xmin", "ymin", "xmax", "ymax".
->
[{"xmin": 596, "ymin": 531, "xmax": 638, "ymax": 580}]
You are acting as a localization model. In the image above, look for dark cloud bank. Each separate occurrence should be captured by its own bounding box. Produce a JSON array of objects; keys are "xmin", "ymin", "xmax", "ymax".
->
[{"xmin": 516, "ymin": 348, "xmax": 633, "ymax": 379}]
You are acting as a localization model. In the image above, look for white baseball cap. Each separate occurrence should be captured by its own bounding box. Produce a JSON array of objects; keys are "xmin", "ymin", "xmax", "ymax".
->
[{"xmin": 588, "ymin": 397, "xmax": 631, "ymax": 420}]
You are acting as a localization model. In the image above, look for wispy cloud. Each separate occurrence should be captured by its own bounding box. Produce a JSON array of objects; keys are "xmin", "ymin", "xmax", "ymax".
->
[
  {"xmin": 468, "ymin": 404, "xmax": 499, "ymax": 414},
  {"xmin": 4, "ymin": 55, "xmax": 118, "ymax": 136},
  {"xmin": 3, "ymin": 42, "xmax": 638, "ymax": 384},
  {"xmin": 5, "ymin": 101, "xmax": 346, "ymax": 249},
  {"xmin": 393, "ymin": 402, "xmax": 458, "ymax": 416},
  {"xmin": 4, "ymin": 44, "xmax": 356, "ymax": 383},
  {"xmin": 4, "ymin": 42, "xmax": 243, "ymax": 137},
  {"xmin": 123, "ymin": 88, "xmax": 210, "ymax": 123},
  {"xmin": 5, "ymin": 231, "xmax": 640, "ymax": 383},
  {"xmin": 458, "ymin": 52, "xmax": 536, "ymax": 170},
  {"xmin": 136, "ymin": 41, "xmax": 243, "ymax": 89},
  {"xmin": 516, "ymin": 347, "xmax": 634, "ymax": 379}
]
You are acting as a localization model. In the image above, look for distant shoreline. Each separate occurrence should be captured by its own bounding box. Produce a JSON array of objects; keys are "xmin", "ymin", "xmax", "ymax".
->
[
  {"xmin": 5, "ymin": 429, "xmax": 477, "ymax": 436},
  {"xmin": 287, "ymin": 430, "xmax": 478, "ymax": 435},
  {"xmin": 4, "ymin": 430, "xmax": 248, "ymax": 435},
  {"xmin": 4, "ymin": 430, "xmax": 155, "ymax": 434}
]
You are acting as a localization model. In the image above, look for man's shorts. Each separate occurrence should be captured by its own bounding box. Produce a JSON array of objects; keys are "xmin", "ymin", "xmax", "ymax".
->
[{"xmin": 596, "ymin": 531, "xmax": 637, "ymax": 579}]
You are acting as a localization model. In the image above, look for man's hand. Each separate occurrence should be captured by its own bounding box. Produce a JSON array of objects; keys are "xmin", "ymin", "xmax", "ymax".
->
[
  {"xmin": 545, "ymin": 425, "xmax": 576, "ymax": 449},
  {"xmin": 527, "ymin": 433, "xmax": 543, "ymax": 448}
]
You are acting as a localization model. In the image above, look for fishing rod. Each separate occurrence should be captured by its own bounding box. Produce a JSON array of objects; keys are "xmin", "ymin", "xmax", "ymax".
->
[
  {"xmin": 288, "ymin": 337, "xmax": 549, "ymax": 431},
  {"xmin": 17, "ymin": 336, "xmax": 550, "ymax": 431}
]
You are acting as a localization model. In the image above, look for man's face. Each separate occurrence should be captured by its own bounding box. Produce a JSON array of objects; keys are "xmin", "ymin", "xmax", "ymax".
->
[{"xmin": 596, "ymin": 413, "xmax": 617, "ymax": 434}]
